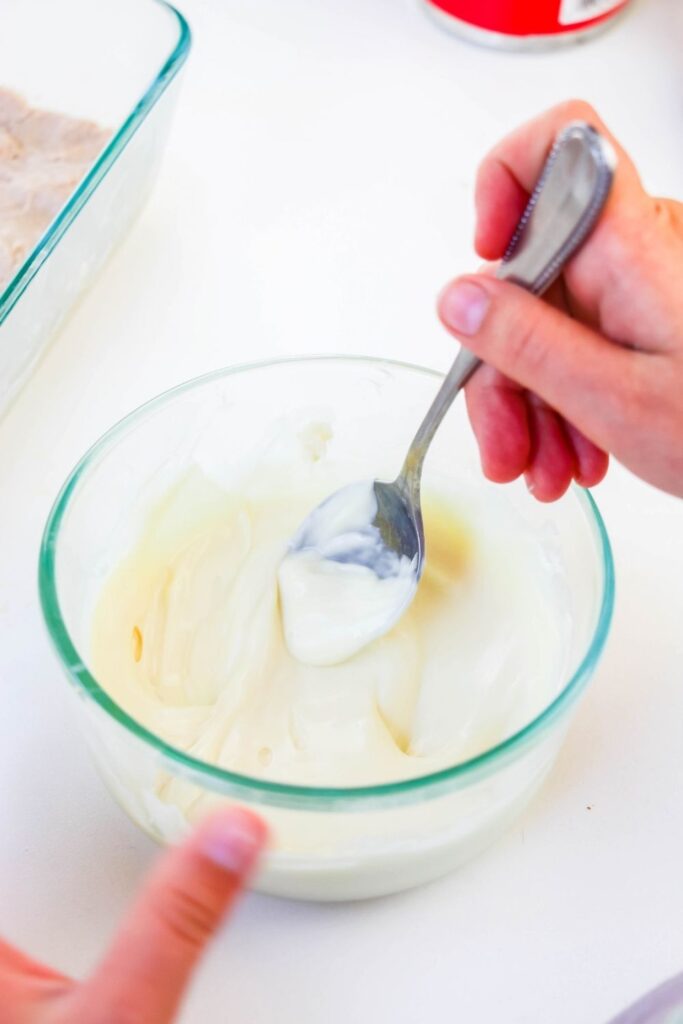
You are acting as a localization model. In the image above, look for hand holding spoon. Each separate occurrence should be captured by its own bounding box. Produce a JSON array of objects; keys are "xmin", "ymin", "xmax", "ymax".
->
[{"xmin": 279, "ymin": 121, "xmax": 616, "ymax": 665}]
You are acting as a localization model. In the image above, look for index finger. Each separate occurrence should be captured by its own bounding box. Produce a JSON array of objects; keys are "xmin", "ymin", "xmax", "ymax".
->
[
  {"xmin": 81, "ymin": 807, "xmax": 267, "ymax": 1024},
  {"xmin": 474, "ymin": 99, "xmax": 643, "ymax": 260}
]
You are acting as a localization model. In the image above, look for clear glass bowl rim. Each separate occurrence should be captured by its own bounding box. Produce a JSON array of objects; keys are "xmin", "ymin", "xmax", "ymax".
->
[
  {"xmin": 38, "ymin": 355, "xmax": 615, "ymax": 807},
  {"xmin": 0, "ymin": 0, "xmax": 191, "ymax": 323}
]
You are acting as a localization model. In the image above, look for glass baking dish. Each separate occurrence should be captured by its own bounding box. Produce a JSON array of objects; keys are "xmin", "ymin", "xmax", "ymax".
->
[{"xmin": 0, "ymin": 0, "xmax": 190, "ymax": 416}]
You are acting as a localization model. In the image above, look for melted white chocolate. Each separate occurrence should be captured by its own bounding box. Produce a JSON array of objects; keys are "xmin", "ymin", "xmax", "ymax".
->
[
  {"xmin": 90, "ymin": 464, "xmax": 569, "ymax": 789},
  {"xmin": 278, "ymin": 480, "xmax": 418, "ymax": 666}
]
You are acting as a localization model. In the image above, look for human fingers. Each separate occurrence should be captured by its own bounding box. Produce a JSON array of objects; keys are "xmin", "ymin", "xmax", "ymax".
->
[
  {"xmin": 474, "ymin": 99, "xmax": 643, "ymax": 261},
  {"xmin": 564, "ymin": 421, "xmax": 609, "ymax": 487},
  {"xmin": 465, "ymin": 361, "xmax": 609, "ymax": 497},
  {"xmin": 438, "ymin": 275, "xmax": 641, "ymax": 458},
  {"xmin": 524, "ymin": 399, "xmax": 575, "ymax": 502},
  {"xmin": 464, "ymin": 366, "xmax": 530, "ymax": 483},
  {"xmin": 0, "ymin": 938, "xmax": 73, "ymax": 1022},
  {"xmin": 79, "ymin": 808, "xmax": 267, "ymax": 1024}
]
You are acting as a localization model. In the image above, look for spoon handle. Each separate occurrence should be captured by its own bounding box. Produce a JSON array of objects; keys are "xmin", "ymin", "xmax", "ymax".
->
[{"xmin": 398, "ymin": 120, "xmax": 616, "ymax": 498}]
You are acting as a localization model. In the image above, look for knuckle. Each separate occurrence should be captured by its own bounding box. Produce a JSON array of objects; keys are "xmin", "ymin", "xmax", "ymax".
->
[
  {"xmin": 610, "ymin": 359, "xmax": 656, "ymax": 427},
  {"xmin": 622, "ymin": 364, "xmax": 649, "ymax": 413},
  {"xmin": 152, "ymin": 881, "xmax": 217, "ymax": 950},
  {"xmin": 506, "ymin": 302, "xmax": 549, "ymax": 376},
  {"xmin": 652, "ymin": 196, "xmax": 678, "ymax": 235}
]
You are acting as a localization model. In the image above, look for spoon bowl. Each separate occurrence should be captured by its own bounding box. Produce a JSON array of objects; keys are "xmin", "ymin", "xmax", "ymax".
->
[{"xmin": 278, "ymin": 478, "xmax": 421, "ymax": 663}]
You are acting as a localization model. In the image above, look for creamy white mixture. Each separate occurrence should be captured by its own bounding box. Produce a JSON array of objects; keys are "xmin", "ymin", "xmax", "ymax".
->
[
  {"xmin": 278, "ymin": 480, "xmax": 417, "ymax": 665},
  {"xmin": 91, "ymin": 458, "xmax": 570, "ymax": 789}
]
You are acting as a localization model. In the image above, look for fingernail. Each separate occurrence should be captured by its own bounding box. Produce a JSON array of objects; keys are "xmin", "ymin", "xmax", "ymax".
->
[
  {"xmin": 439, "ymin": 279, "xmax": 491, "ymax": 336},
  {"xmin": 200, "ymin": 808, "xmax": 267, "ymax": 875}
]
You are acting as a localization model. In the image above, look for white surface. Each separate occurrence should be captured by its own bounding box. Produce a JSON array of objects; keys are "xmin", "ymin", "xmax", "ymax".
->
[{"xmin": 1, "ymin": 0, "xmax": 682, "ymax": 1021}]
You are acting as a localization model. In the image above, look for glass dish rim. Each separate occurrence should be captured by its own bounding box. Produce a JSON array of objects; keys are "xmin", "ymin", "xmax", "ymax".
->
[
  {"xmin": 38, "ymin": 354, "xmax": 615, "ymax": 807},
  {"xmin": 0, "ymin": 0, "xmax": 191, "ymax": 324}
]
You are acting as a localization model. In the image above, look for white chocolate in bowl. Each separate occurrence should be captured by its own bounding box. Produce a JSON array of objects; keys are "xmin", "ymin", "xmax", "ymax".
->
[
  {"xmin": 278, "ymin": 479, "xmax": 419, "ymax": 667},
  {"xmin": 50, "ymin": 358, "xmax": 604, "ymax": 901},
  {"xmin": 82, "ymin": 418, "xmax": 579, "ymax": 899},
  {"xmin": 90, "ymin": 443, "xmax": 571, "ymax": 793}
]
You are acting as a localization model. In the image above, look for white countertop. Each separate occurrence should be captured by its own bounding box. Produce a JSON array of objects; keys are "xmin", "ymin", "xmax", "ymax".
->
[{"xmin": 1, "ymin": 1, "xmax": 683, "ymax": 1021}]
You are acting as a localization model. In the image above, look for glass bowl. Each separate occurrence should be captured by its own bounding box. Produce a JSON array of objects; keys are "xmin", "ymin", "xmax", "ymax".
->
[
  {"xmin": 39, "ymin": 357, "xmax": 614, "ymax": 901},
  {"xmin": 0, "ymin": 0, "xmax": 190, "ymax": 416}
]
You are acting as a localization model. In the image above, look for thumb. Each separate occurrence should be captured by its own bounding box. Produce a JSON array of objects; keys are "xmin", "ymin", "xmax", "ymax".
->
[
  {"xmin": 438, "ymin": 275, "xmax": 639, "ymax": 455},
  {"xmin": 79, "ymin": 807, "xmax": 267, "ymax": 1024}
]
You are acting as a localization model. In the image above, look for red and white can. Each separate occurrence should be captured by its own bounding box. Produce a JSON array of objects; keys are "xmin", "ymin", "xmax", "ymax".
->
[{"xmin": 422, "ymin": 0, "xmax": 631, "ymax": 50}]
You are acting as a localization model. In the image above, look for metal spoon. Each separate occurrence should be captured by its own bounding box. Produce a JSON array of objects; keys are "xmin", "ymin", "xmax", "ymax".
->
[{"xmin": 284, "ymin": 121, "xmax": 616, "ymax": 652}]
